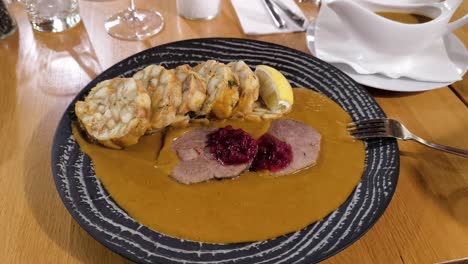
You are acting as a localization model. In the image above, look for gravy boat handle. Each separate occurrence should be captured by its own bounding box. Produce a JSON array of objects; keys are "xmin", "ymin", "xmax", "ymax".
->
[{"xmin": 446, "ymin": 14, "xmax": 468, "ymax": 33}]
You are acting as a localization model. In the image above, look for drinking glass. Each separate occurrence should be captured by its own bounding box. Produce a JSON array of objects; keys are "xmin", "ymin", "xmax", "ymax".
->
[
  {"xmin": 0, "ymin": 0, "xmax": 17, "ymax": 39},
  {"xmin": 295, "ymin": 0, "xmax": 321, "ymax": 22},
  {"xmin": 105, "ymin": 0, "xmax": 164, "ymax": 40},
  {"xmin": 24, "ymin": 0, "xmax": 81, "ymax": 32},
  {"xmin": 176, "ymin": 0, "xmax": 221, "ymax": 20},
  {"xmin": 295, "ymin": 0, "xmax": 321, "ymax": 48}
]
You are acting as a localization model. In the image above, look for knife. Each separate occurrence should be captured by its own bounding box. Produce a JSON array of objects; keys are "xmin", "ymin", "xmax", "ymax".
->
[
  {"xmin": 263, "ymin": 0, "xmax": 287, "ymax": 29},
  {"xmin": 270, "ymin": 0, "xmax": 307, "ymax": 28}
]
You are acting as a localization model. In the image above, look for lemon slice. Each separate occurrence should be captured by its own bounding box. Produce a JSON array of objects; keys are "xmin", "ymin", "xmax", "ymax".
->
[{"xmin": 255, "ymin": 65, "xmax": 294, "ymax": 113}]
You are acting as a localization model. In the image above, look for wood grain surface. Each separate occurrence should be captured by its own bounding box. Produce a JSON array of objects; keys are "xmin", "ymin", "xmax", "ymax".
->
[{"xmin": 0, "ymin": 0, "xmax": 467, "ymax": 263}]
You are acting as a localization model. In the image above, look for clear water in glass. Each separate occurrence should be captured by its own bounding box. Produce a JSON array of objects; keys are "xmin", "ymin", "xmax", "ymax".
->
[{"xmin": 24, "ymin": 0, "xmax": 81, "ymax": 32}]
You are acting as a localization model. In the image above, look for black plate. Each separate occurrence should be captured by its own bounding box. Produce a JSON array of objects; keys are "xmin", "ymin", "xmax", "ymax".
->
[{"xmin": 51, "ymin": 38, "xmax": 399, "ymax": 264}]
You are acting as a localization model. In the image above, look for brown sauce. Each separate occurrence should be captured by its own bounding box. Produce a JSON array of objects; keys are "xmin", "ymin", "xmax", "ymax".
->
[
  {"xmin": 72, "ymin": 88, "xmax": 365, "ymax": 243},
  {"xmin": 375, "ymin": 12, "xmax": 433, "ymax": 24}
]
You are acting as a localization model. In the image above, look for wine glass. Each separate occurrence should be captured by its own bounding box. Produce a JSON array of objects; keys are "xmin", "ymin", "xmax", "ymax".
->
[
  {"xmin": 295, "ymin": 0, "xmax": 321, "ymax": 21},
  {"xmin": 105, "ymin": 0, "xmax": 164, "ymax": 40},
  {"xmin": 295, "ymin": 0, "xmax": 321, "ymax": 54}
]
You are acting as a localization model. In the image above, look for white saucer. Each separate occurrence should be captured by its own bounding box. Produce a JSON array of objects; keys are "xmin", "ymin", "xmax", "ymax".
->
[{"xmin": 306, "ymin": 24, "xmax": 468, "ymax": 92}]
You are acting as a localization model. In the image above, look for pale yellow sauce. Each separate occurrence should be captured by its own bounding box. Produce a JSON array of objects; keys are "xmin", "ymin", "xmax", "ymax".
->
[{"xmin": 72, "ymin": 89, "xmax": 365, "ymax": 243}]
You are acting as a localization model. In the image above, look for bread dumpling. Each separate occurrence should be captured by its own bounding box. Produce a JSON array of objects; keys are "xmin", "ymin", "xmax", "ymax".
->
[
  {"xmin": 194, "ymin": 60, "xmax": 239, "ymax": 119},
  {"xmin": 228, "ymin": 60, "xmax": 260, "ymax": 116},
  {"xmin": 173, "ymin": 65, "xmax": 207, "ymax": 115},
  {"xmin": 134, "ymin": 65, "xmax": 187, "ymax": 130},
  {"xmin": 75, "ymin": 78, "xmax": 151, "ymax": 149}
]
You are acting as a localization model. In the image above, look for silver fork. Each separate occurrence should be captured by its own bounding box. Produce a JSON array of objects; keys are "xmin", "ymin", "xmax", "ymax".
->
[{"xmin": 347, "ymin": 118, "xmax": 468, "ymax": 158}]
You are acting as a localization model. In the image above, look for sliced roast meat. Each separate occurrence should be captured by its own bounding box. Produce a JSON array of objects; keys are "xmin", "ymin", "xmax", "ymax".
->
[
  {"xmin": 170, "ymin": 128, "xmax": 250, "ymax": 184},
  {"xmin": 267, "ymin": 119, "xmax": 321, "ymax": 176},
  {"xmin": 171, "ymin": 128, "xmax": 214, "ymax": 161}
]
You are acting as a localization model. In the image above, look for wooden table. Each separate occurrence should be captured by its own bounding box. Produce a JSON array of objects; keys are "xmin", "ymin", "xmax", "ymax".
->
[{"xmin": 1, "ymin": 0, "xmax": 467, "ymax": 263}]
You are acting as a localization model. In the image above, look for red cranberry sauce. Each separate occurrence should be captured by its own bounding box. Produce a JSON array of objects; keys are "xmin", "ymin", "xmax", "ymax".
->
[
  {"xmin": 207, "ymin": 126, "xmax": 258, "ymax": 165},
  {"xmin": 251, "ymin": 133, "xmax": 293, "ymax": 172}
]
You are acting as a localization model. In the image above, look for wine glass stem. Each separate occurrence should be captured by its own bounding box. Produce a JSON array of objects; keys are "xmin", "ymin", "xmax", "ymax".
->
[{"xmin": 129, "ymin": 0, "xmax": 136, "ymax": 11}]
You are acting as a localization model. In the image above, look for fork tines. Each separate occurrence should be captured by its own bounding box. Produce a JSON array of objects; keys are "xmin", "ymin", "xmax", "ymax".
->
[{"xmin": 346, "ymin": 119, "xmax": 389, "ymax": 139}]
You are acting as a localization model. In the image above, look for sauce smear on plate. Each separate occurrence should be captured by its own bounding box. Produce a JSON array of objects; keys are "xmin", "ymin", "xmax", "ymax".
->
[{"xmin": 72, "ymin": 88, "xmax": 365, "ymax": 243}]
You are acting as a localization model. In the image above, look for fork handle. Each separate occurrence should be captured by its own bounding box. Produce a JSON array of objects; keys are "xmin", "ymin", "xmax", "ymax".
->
[{"xmin": 409, "ymin": 135, "xmax": 468, "ymax": 158}]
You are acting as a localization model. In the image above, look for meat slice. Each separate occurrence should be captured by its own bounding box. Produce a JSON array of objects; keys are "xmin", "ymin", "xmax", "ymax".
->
[
  {"xmin": 170, "ymin": 128, "xmax": 250, "ymax": 184},
  {"xmin": 267, "ymin": 119, "xmax": 321, "ymax": 175}
]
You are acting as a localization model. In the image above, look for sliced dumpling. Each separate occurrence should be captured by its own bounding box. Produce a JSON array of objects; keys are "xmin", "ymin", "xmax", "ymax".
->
[
  {"xmin": 194, "ymin": 60, "xmax": 239, "ymax": 119},
  {"xmin": 228, "ymin": 60, "xmax": 260, "ymax": 116},
  {"xmin": 245, "ymin": 103, "xmax": 283, "ymax": 121},
  {"xmin": 173, "ymin": 65, "xmax": 207, "ymax": 115},
  {"xmin": 75, "ymin": 78, "xmax": 151, "ymax": 149},
  {"xmin": 133, "ymin": 65, "xmax": 187, "ymax": 130}
]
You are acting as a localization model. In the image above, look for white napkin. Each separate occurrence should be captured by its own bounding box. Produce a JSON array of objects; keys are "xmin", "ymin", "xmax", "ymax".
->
[
  {"xmin": 231, "ymin": 0, "xmax": 309, "ymax": 35},
  {"xmin": 314, "ymin": 1, "xmax": 465, "ymax": 83}
]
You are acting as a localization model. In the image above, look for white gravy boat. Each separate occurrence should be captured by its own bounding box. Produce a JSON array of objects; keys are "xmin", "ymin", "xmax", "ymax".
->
[{"xmin": 326, "ymin": 0, "xmax": 468, "ymax": 57}]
